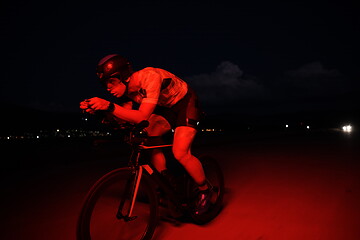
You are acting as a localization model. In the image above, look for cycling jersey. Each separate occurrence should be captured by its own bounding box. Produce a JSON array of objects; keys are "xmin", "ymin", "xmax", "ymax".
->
[{"xmin": 126, "ymin": 67, "xmax": 188, "ymax": 107}]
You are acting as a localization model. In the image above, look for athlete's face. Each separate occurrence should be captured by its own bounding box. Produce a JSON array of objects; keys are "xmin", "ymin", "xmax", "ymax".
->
[{"xmin": 105, "ymin": 78, "xmax": 127, "ymax": 98}]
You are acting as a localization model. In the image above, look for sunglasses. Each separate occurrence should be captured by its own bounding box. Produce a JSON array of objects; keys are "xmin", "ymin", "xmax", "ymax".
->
[{"xmin": 100, "ymin": 76, "xmax": 129, "ymax": 87}]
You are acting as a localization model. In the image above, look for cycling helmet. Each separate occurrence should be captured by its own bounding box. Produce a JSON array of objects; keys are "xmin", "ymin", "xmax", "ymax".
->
[{"xmin": 96, "ymin": 54, "xmax": 133, "ymax": 84}]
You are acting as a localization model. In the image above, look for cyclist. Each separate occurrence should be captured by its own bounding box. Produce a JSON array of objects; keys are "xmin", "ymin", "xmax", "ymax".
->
[{"xmin": 80, "ymin": 54, "xmax": 212, "ymax": 215}]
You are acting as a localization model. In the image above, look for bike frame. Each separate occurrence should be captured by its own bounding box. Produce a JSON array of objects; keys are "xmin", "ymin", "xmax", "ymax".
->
[
  {"xmin": 77, "ymin": 121, "xmax": 224, "ymax": 240},
  {"xmin": 116, "ymin": 132, "xmax": 186, "ymax": 222}
]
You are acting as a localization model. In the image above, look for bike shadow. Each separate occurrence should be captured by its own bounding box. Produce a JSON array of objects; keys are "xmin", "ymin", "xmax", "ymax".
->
[{"xmin": 152, "ymin": 186, "xmax": 234, "ymax": 239}]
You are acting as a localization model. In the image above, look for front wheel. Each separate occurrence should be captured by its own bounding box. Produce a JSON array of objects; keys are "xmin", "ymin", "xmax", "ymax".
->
[
  {"xmin": 190, "ymin": 156, "xmax": 225, "ymax": 224},
  {"xmin": 77, "ymin": 168, "xmax": 158, "ymax": 240}
]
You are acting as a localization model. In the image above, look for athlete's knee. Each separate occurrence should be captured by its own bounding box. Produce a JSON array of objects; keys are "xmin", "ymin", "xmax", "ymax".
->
[
  {"xmin": 172, "ymin": 148, "xmax": 192, "ymax": 164},
  {"xmin": 146, "ymin": 114, "xmax": 171, "ymax": 136}
]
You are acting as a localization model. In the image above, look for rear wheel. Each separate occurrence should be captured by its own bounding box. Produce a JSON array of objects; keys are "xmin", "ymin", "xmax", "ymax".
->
[
  {"xmin": 77, "ymin": 168, "xmax": 158, "ymax": 240},
  {"xmin": 190, "ymin": 156, "xmax": 224, "ymax": 224}
]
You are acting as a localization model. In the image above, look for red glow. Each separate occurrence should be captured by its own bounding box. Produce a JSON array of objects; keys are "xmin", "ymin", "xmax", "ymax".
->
[
  {"xmin": 2, "ymin": 133, "xmax": 359, "ymax": 239},
  {"xmin": 105, "ymin": 63, "xmax": 113, "ymax": 71}
]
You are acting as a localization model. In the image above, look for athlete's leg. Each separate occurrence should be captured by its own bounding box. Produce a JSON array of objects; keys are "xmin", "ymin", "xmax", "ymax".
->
[
  {"xmin": 172, "ymin": 126, "xmax": 208, "ymax": 190},
  {"xmin": 146, "ymin": 114, "xmax": 171, "ymax": 172}
]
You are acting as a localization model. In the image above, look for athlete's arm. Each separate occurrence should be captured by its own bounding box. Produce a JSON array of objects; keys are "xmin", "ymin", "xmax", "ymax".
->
[
  {"xmin": 111, "ymin": 101, "xmax": 156, "ymax": 123},
  {"xmin": 87, "ymin": 69, "xmax": 161, "ymax": 123},
  {"xmin": 101, "ymin": 100, "xmax": 133, "ymax": 125},
  {"xmin": 121, "ymin": 100, "xmax": 133, "ymax": 110},
  {"xmin": 86, "ymin": 97, "xmax": 156, "ymax": 124}
]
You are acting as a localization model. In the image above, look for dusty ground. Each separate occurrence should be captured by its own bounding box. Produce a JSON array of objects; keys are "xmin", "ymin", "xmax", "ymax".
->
[{"xmin": 1, "ymin": 130, "xmax": 359, "ymax": 240}]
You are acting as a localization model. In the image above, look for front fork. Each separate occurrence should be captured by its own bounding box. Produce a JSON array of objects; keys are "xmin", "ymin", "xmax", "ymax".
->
[
  {"xmin": 116, "ymin": 164, "xmax": 143, "ymax": 221},
  {"xmin": 116, "ymin": 146, "xmax": 155, "ymax": 222}
]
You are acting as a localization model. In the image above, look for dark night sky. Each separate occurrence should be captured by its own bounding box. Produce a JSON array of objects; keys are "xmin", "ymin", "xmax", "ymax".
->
[{"xmin": 1, "ymin": 0, "xmax": 359, "ymax": 118}]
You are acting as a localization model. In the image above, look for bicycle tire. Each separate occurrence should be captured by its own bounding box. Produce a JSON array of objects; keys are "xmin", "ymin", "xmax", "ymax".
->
[
  {"xmin": 77, "ymin": 167, "xmax": 158, "ymax": 240},
  {"xmin": 190, "ymin": 156, "xmax": 225, "ymax": 224}
]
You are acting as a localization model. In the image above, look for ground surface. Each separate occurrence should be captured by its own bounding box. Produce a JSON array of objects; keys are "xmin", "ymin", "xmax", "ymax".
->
[{"xmin": 1, "ymin": 129, "xmax": 359, "ymax": 240}]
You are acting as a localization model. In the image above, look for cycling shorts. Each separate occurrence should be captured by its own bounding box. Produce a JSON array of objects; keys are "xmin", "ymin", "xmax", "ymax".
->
[{"xmin": 154, "ymin": 88, "xmax": 202, "ymax": 130}]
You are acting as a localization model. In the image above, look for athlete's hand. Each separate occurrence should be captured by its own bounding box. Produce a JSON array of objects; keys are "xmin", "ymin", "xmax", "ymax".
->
[
  {"xmin": 80, "ymin": 99, "xmax": 89, "ymax": 110},
  {"xmin": 85, "ymin": 97, "xmax": 111, "ymax": 111},
  {"xmin": 80, "ymin": 99, "xmax": 95, "ymax": 114}
]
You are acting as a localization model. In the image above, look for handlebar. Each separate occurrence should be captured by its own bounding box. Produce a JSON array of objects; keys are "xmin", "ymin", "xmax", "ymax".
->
[
  {"xmin": 133, "ymin": 120, "xmax": 149, "ymax": 132},
  {"xmin": 80, "ymin": 108, "xmax": 150, "ymax": 145}
]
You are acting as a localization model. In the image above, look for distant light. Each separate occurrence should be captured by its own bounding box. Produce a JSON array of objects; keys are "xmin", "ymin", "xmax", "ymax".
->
[
  {"xmin": 306, "ymin": 126, "xmax": 310, "ymax": 129},
  {"xmin": 7, "ymin": 136, "xmax": 10, "ymax": 140},
  {"xmin": 36, "ymin": 136, "xmax": 40, "ymax": 139},
  {"xmin": 56, "ymin": 129, "xmax": 60, "ymax": 132},
  {"xmin": 286, "ymin": 124, "xmax": 289, "ymax": 128},
  {"xmin": 68, "ymin": 135, "xmax": 71, "ymax": 138},
  {"xmin": 342, "ymin": 125, "xmax": 352, "ymax": 133}
]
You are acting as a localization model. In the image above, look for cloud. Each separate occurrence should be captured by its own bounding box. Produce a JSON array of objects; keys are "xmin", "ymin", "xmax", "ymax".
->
[
  {"xmin": 184, "ymin": 61, "xmax": 351, "ymax": 115},
  {"xmin": 286, "ymin": 61, "xmax": 341, "ymax": 79},
  {"xmin": 283, "ymin": 61, "xmax": 345, "ymax": 97},
  {"xmin": 185, "ymin": 61, "xmax": 265, "ymax": 107}
]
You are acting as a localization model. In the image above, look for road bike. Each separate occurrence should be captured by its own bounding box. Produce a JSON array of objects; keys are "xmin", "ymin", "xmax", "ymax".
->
[{"xmin": 77, "ymin": 120, "xmax": 224, "ymax": 240}]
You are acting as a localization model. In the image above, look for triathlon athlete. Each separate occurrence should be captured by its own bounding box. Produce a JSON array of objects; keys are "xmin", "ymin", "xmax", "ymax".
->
[{"xmin": 80, "ymin": 54, "xmax": 212, "ymax": 215}]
